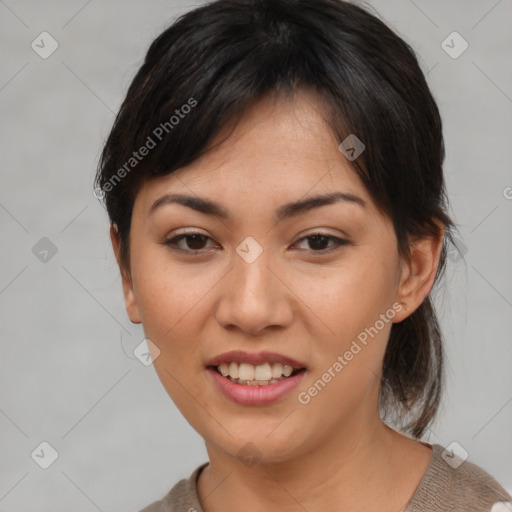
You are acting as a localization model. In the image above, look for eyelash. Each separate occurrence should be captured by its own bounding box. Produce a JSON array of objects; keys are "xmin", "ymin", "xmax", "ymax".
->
[{"xmin": 162, "ymin": 231, "xmax": 350, "ymax": 255}]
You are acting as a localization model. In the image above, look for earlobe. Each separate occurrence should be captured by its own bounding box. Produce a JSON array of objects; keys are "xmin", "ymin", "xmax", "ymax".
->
[
  {"xmin": 393, "ymin": 225, "xmax": 445, "ymax": 323},
  {"xmin": 110, "ymin": 225, "xmax": 142, "ymax": 324}
]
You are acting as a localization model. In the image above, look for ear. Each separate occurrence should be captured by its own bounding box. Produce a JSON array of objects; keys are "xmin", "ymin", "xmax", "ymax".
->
[
  {"xmin": 393, "ymin": 222, "xmax": 445, "ymax": 323},
  {"xmin": 110, "ymin": 224, "xmax": 142, "ymax": 324}
]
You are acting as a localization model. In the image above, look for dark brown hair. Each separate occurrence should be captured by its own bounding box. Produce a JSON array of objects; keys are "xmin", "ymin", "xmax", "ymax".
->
[{"xmin": 95, "ymin": 0, "xmax": 456, "ymax": 438}]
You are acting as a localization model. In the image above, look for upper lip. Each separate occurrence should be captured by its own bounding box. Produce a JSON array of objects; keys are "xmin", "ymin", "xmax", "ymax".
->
[{"xmin": 206, "ymin": 350, "xmax": 307, "ymax": 370}]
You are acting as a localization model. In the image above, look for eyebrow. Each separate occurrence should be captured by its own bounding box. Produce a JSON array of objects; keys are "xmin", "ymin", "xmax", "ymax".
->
[{"xmin": 149, "ymin": 191, "xmax": 366, "ymax": 222}]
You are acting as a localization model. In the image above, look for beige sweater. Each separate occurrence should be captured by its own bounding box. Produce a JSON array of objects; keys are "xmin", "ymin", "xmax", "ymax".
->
[{"xmin": 139, "ymin": 443, "xmax": 511, "ymax": 511}]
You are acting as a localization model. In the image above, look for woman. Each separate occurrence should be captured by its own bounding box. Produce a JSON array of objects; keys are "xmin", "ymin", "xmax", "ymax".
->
[{"xmin": 95, "ymin": 0, "xmax": 511, "ymax": 510}]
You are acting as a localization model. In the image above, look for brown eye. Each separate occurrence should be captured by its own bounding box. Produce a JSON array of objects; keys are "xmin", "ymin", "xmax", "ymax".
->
[
  {"xmin": 163, "ymin": 233, "xmax": 215, "ymax": 252},
  {"xmin": 294, "ymin": 233, "xmax": 349, "ymax": 253}
]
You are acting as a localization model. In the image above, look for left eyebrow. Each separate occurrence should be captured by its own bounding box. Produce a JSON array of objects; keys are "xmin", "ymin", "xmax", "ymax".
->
[
  {"xmin": 275, "ymin": 191, "xmax": 367, "ymax": 221},
  {"xmin": 148, "ymin": 191, "xmax": 367, "ymax": 221}
]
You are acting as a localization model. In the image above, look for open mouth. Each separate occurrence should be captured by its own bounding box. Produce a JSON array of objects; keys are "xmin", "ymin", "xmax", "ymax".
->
[{"xmin": 207, "ymin": 365, "xmax": 306, "ymax": 386}]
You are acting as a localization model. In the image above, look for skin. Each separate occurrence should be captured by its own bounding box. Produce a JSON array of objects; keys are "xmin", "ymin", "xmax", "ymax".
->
[{"xmin": 111, "ymin": 89, "xmax": 444, "ymax": 512}]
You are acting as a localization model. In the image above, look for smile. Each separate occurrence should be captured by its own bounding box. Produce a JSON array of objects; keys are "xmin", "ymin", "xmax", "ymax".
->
[{"xmin": 206, "ymin": 366, "xmax": 307, "ymax": 406}]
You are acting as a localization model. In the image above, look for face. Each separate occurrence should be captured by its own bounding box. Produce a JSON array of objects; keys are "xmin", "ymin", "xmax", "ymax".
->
[{"xmin": 114, "ymin": 89, "xmax": 429, "ymax": 465}]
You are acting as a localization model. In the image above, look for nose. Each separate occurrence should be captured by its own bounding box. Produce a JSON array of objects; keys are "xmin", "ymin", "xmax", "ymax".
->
[{"xmin": 214, "ymin": 245, "xmax": 294, "ymax": 336}]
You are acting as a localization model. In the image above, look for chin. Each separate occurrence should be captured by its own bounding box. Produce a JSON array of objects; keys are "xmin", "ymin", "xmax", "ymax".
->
[{"xmin": 206, "ymin": 426, "xmax": 307, "ymax": 465}]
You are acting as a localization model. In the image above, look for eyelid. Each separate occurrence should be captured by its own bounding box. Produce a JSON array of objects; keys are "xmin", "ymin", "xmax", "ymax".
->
[
  {"xmin": 170, "ymin": 227, "xmax": 209, "ymax": 237},
  {"xmin": 162, "ymin": 229, "xmax": 350, "ymax": 255},
  {"xmin": 294, "ymin": 228, "xmax": 349, "ymax": 242}
]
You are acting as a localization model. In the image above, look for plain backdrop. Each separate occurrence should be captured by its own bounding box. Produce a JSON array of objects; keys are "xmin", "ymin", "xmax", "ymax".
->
[{"xmin": 1, "ymin": 0, "xmax": 511, "ymax": 510}]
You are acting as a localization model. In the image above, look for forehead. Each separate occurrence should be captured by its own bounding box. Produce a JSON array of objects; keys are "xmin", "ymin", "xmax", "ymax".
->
[{"xmin": 135, "ymin": 89, "xmax": 374, "ymax": 216}]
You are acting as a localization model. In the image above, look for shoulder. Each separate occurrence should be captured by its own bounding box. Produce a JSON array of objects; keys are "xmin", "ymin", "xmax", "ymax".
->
[
  {"xmin": 406, "ymin": 444, "xmax": 511, "ymax": 512},
  {"xmin": 137, "ymin": 462, "xmax": 208, "ymax": 512}
]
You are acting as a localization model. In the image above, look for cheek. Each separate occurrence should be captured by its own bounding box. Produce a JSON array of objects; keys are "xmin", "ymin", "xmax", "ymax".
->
[
  {"xmin": 290, "ymin": 254, "xmax": 397, "ymax": 334},
  {"xmin": 290, "ymin": 252, "xmax": 396, "ymax": 391},
  {"xmin": 132, "ymin": 249, "xmax": 220, "ymax": 336},
  {"xmin": 130, "ymin": 253, "xmax": 214, "ymax": 410}
]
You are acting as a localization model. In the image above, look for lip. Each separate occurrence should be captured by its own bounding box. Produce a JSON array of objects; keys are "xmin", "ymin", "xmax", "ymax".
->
[
  {"xmin": 205, "ymin": 350, "xmax": 307, "ymax": 369},
  {"xmin": 206, "ymin": 367, "xmax": 307, "ymax": 406}
]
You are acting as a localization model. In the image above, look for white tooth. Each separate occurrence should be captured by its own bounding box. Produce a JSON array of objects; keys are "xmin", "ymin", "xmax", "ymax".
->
[
  {"xmin": 254, "ymin": 363, "xmax": 272, "ymax": 380},
  {"xmin": 219, "ymin": 363, "xmax": 229, "ymax": 377},
  {"xmin": 229, "ymin": 361, "xmax": 239, "ymax": 379},
  {"xmin": 271, "ymin": 363, "xmax": 283, "ymax": 378},
  {"xmin": 282, "ymin": 364, "xmax": 293, "ymax": 377},
  {"xmin": 238, "ymin": 363, "xmax": 255, "ymax": 380}
]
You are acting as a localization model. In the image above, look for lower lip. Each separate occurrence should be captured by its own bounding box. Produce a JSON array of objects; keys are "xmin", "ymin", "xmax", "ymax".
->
[{"xmin": 206, "ymin": 367, "xmax": 307, "ymax": 406}]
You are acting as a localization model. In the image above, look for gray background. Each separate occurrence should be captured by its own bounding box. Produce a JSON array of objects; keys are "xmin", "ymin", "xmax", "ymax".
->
[{"xmin": 1, "ymin": 0, "xmax": 511, "ymax": 510}]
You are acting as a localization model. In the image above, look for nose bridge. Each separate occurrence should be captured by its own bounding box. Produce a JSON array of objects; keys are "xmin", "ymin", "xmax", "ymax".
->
[
  {"xmin": 215, "ymin": 238, "xmax": 292, "ymax": 334},
  {"xmin": 232, "ymin": 242, "xmax": 275, "ymax": 310},
  {"xmin": 235, "ymin": 245, "xmax": 270, "ymax": 296}
]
